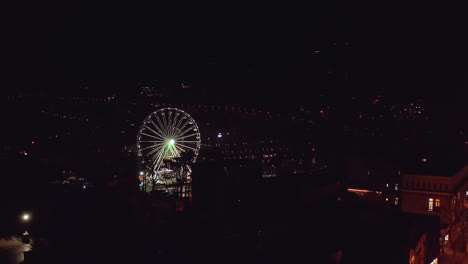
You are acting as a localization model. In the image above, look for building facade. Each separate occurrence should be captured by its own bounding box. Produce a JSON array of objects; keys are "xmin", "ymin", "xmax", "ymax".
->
[{"xmin": 401, "ymin": 165, "xmax": 468, "ymax": 251}]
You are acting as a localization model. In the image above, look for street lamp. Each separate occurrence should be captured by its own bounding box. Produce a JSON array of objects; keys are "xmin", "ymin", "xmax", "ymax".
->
[{"xmin": 21, "ymin": 213, "xmax": 30, "ymax": 222}]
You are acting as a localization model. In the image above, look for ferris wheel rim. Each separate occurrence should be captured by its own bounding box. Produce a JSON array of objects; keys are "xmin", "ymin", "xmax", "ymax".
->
[{"xmin": 137, "ymin": 108, "xmax": 201, "ymax": 173}]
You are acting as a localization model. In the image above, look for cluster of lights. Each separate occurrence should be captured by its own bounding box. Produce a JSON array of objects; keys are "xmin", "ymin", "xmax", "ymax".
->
[{"xmin": 41, "ymin": 110, "xmax": 89, "ymax": 122}]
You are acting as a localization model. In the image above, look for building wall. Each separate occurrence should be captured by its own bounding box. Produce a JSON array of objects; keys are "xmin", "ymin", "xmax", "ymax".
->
[
  {"xmin": 409, "ymin": 232, "xmax": 427, "ymax": 264},
  {"xmin": 401, "ymin": 190, "xmax": 451, "ymax": 219},
  {"xmin": 402, "ymin": 174, "xmax": 452, "ymax": 192},
  {"xmin": 401, "ymin": 166, "xmax": 468, "ymax": 224}
]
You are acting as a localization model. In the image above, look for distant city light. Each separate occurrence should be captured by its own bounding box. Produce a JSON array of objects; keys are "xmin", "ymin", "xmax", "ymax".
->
[
  {"xmin": 31, "ymin": 141, "xmax": 35, "ymax": 145},
  {"xmin": 421, "ymin": 158, "xmax": 427, "ymax": 163},
  {"xmin": 217, "ymin": 133, "xmax": 222, "ymax": 138},
  {"xmin": 139, "ymin": 171, "xmax": 144, "ymax": 176}
]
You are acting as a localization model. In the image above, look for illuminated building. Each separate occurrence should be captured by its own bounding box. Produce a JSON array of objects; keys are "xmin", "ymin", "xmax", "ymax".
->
[
  {"xmin": 344, "ymin": 156, "xmax": 401, "ymax": 205},
  {"xmin": 137, "ymin": 81, "xmax": 168, "ymax": 98},
  {"xmin": 390, "ymin": 100, "xmax": 429, "ymax": 120},
  {"xmin": 401, "ymin": 165, "xmax": 468, "ymax": 252}
]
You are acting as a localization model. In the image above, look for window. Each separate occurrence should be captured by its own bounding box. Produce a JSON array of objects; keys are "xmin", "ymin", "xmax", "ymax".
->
[
  {"xmin": 435, "ymin": 199, "xmax": 440, "ymax": 208},
  {"xmin": 428, "ymin": 183, "xmax": 431, "ymax": 189},
  {"xmin": 428, "ymin": 198, "xmax": 434, "ymax": 211},
  {"xmin": 395, "ymin": 184, "xmax": 399, "ymax": 191},
  {"xmin": 395, "ymin": 197, "xmax": 399, "ymax": 205},
  {"xmin": 446, "ymin": 184, "xmax": 449, "ymax": 190}
]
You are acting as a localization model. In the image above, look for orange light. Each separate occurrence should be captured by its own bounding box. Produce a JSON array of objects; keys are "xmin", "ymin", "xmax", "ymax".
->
[{"xmin": 347, "ymin": 188, "xmax": 371, "ymax": 193}]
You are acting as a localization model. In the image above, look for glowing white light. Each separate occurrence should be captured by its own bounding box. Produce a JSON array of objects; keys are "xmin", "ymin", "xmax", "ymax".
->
[
  {"xmin": 169, "ymin": 139, "xmax": 175, "ymax": 145},
  {"xmin": 22, "ymin": 213, "xmax": 30, "ymax": 221},
  {"xmin": 139, "ymin": 171, "xmax": 144, "ymax": 176}
]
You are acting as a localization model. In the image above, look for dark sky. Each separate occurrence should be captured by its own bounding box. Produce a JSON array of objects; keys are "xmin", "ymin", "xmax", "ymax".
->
[{"xmin": 3, "ymin": 1, "xmax": 468, "ymax": 104}]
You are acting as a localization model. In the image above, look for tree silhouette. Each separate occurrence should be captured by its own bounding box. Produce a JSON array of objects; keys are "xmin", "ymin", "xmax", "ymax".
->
[{"xmin": 167, "ymin": 150, "xmax": 196, "ymax": 198}]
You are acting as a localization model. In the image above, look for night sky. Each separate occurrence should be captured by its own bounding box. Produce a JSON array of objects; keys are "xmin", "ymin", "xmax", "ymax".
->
[{"xmin": 3, "ymin": 1, "xmax": 468, "ymax": 105}]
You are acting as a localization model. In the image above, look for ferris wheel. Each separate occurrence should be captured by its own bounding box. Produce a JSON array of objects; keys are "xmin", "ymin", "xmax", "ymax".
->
[{"xmin": 137, "ymin": 108, "xmax": 201, "ymax": 174}]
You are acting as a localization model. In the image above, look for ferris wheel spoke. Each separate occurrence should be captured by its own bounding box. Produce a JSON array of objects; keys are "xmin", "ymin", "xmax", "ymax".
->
[
  {"xmin": 140, "ymin": 132, "xmax": 163, "ymax": 140},
  {"xmin": 168, "ymin": 114, "xmax": 180, "ymax": 137},
  {"xmin": 151, "ymin": 150, "xmax": 164, "ymax": 169},
  {"xmin": 178, "ymin": 125, "xmax": 197, "ymax": 138},
  {"xmin": 148, "ymin": 144, "xmax": 165, "ymax": 156},
  {"xmin": 176, "ymin": 143, "xmax": 199, "ymax": 152},
  {"xmin": 172, "ymin": 114, "xmax": 185, "ymax": 136},
  {"xmin": 139, "ymin": 140, "xmax": 165, "ymax": 143},
  {"xmin": 176, "ymin": 133, "xmax": 199, "ymax": 140},
  {"xmin": 151, "ymin": 149, "xmax": 164, "ymax": 165},
  {"xmin": 149, "ymin": 116, "xmax": 164, "ymax": 138},
  {"xmin": 139, "ymin": 143, "xmax": 164, "ymax": 151},
  {"xmin": 143, "ymin": 124, "xmax": 165, "ymax": 140},
  {"xmin": 175, "ymin": 117, "xmax": 190, "ymax": 136},
  {"xmin": 152, "ymin": 154, "xmax": 164, "ymax": 172},
  {"xmin": 147, "ymin": 147, "xmax": 165, "ymax": 159},
  {"xmin": 161, "ymin": 111, "xmax": 169, "ymax": 135},
  {"xmin": 150, "ymin": 148, "xmax": 164, "ymax": 163},
  {"xmin": 167, "ymin": 110, "xmax": 175, "ymax": 136},
  {"xmin": 167, "ymin": 144, "xmax": 179, "ymax": 157},
  {"xmin": 171, "ymin": 146, "xmax": 181, "ymax": 157},
  {"xmin": 176, "ymin": 140, "xmax": 199, "ymax": 143},
  {"xmin": 174, "ymin": 145, "xmax": 187, "ymax": 155},
  {"xmin": 154, "ymin": 113, "xmax": 169, "ymax": 137},
  {"xmin": 148, "ymin": 119, "xmax": 166, "ymax": 138},
  {"xmin": 154, "ymin": 147, "xmax": 169, "ymax": 168}
]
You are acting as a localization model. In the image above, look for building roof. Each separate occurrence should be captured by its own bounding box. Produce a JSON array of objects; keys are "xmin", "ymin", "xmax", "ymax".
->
[{"xmin": 401, "ymin": 155, "xmax": 466, "ymax": 177}]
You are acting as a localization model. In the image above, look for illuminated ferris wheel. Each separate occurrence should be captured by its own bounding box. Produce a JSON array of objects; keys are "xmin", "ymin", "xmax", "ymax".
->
[{"xmin": 137, "ymin": 108, "xmax": 201, "ymax": 175}]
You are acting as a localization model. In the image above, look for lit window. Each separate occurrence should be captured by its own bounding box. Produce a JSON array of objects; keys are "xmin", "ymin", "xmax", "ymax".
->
[
  {"xmin": 435, "ymin": 199, "xmax": 440, "ymax": 208},
  {"xmin": 395, "ymin": 184, "xmax": 399, "ymax": 191},
  {"xmin": 428, "ymin": 198, "xmax": 434, "ymax": 211},
  {"xmin": 395, "ymin": 197, "xmax": 399, "ymax": 205},
  {"xmin": 386, "ymin": 183, "xmax": 389, "ymax": 188}
]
